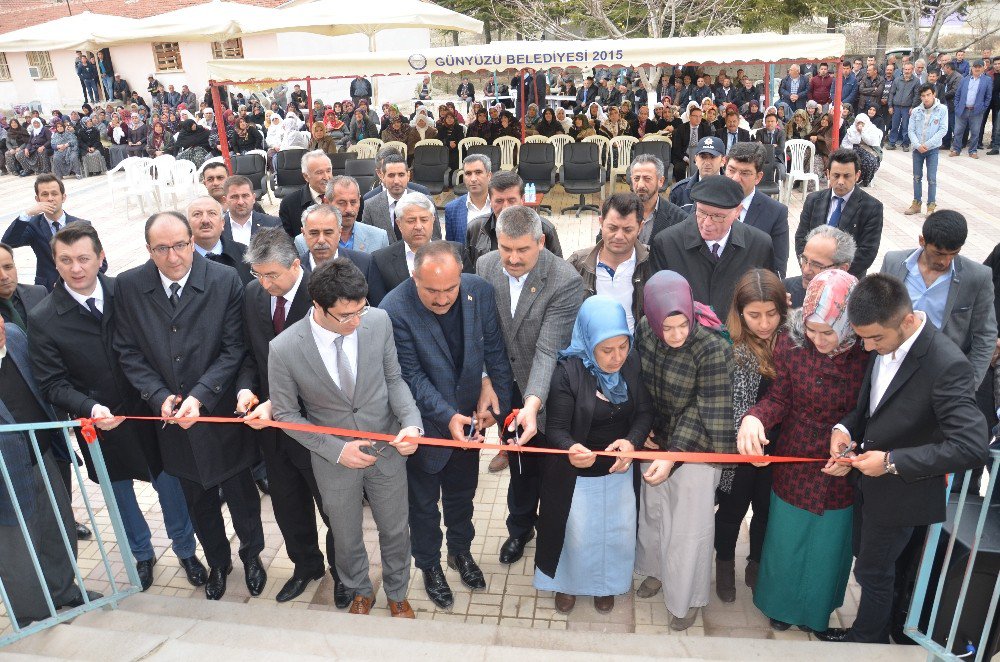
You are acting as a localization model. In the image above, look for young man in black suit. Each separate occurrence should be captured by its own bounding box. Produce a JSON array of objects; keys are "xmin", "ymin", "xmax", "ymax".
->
[
  {"xmin": 222, "ymin": 175, "xmax": 281, "ymax": 246},
  {"xmin": 820, "ymin": 274, "xmax": 990, "ymax": 643},
  {"xmin": 793, "ymin": 148, "xmax": 884, "ymax": 278},
  {"xmin": 724, "ymin": 143, "xmax": 790, "ymax": 277}
]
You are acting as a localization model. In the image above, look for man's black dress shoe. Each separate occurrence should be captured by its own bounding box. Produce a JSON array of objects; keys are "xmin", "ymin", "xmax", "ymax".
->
[
  {"xmin": 448, "ymin": 553, "xmax": 486, "ymax": 590},
  {"xmin": 276, "ymin": 569, "xmax": 324, "ymax": 603},
  {"xmin": 136, "ymin": 558, "xmax": 156, "ymax": 591},
  {"xmin": 256, "ymin": 478, "xmax": 270, "ymax": 495},
  {"xmin": 330, "ymin": 569, "xmax": 352, "ymax": 609},
  {"xmin": 205, "ymin": 564, "xmax": 233, "ymax": 600},
  {"xmin": 75, "ymin": 521, "xmax": 92, "ymax": 539},
  {"xmin": 244, "ymin": 555, "xmax": 267, "ymax": 596},
  {"xmin": 814, "ymin": 627, "xmax": 851, "ymax": 642},
  {"xmin": 422, "ymin": 565, "xmax": 454, "ymax": 609},
  {"xmin": 499, "ymin": 530, "xmax": 534, "ymax": 564},
  {"xmin": 179, "ymin": 556, "xmax": 208, "ymax": 586},
  {"xmin": 60, "ymin": 589, "xmax": 103, "ymax": 609}
]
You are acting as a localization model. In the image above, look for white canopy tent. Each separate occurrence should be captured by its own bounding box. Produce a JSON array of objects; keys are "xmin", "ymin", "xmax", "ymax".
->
[
  {"xmin": 206, "ymin": 32, "xmax": 846, "ymax": 83},
  {"xmin": 108, "ymin": 1, "xmax": 282, "ymax": 44},
  {"xmin": 267, "ymin": 0, "xmax": 484, "ymax": 41},
  {"xmin": 0, "ymin": 11, "xmax": 142, "ymax": 52}
]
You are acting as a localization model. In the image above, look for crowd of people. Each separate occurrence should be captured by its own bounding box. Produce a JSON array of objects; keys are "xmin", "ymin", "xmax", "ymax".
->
[{"xmin": 0, "ymin": 50, "xmax": 997, "ymax": 647}]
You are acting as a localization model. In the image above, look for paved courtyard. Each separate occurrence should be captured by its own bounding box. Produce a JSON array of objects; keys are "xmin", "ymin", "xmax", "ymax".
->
[{"xmin": 1, "ymin": 146, "xmax": 999, "ymax": 643}]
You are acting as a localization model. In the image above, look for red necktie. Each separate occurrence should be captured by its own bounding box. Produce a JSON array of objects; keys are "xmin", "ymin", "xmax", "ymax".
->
[{"xmin": 273, "ymin": 296, "xmax": 286, "ymax": 335}]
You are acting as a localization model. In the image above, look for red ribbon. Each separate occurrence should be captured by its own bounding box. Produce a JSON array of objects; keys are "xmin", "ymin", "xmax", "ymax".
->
[{"xmin": 76, "ymin": 415, "xmax": 826, "ymax": 464}]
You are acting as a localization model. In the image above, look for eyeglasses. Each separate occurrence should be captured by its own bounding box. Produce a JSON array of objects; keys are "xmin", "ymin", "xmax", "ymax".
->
[
  {"xmin": 799, "ymin": 255, "xmax": 835, "ymax": 271},
  {"xmin": 249, "ymin": 268, "xmax": 286, "ymax": 282},
  {"xmin": 695, "ymin": 209, "xmax": 731, "ymax": 224},
  {"xmin": 149, "ymin": 241, "xmax": 191, "ymax": 256},
  {"xmin": 324, "ymin": 301, "xmax": 370, "ymax": 324}
]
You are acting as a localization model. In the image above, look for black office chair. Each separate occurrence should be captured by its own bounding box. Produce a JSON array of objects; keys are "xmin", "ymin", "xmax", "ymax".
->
[
  {"xmin": 451, "ymin": 145, "xmax": 501, "ymax": 195},
  {"xmin": 757, "ymin": 159, "xmax": 782, "ymax": 199},
  {"xmin": 344, "ymin": 158, "xmax": 377, "ymax": 193},
  {"xmin": 231, "ymin": 153, "xmax": 269, "ymax": 201},
  {"xmin": 410, "ymin": 145, "xmax": 452, "ymax": 198},
  {"xmin": 632, "ymin": 141, "xmax": 674, "ymax": 190},
  {"xmin": 560, "ymin": 142, "xmax": 604, "ymax": 217},
  {"xmin": 330, "ymin": 151, "xmax": 358, "ymax": 177},
  {"xmin": 270, "ymin": 148, "xmax": 307, "ymax": 198},
  {"xmin": 516, "ymin": 142, "xmax": 556, "ymax": 215}
]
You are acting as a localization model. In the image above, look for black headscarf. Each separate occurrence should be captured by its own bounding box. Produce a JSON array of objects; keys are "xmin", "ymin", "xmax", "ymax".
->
[
  {"xmin": 7, "ymin": 119, "xmax": 29, "ymax": 146},
  {"xmin": 174, "ymin": 119, "xmax": 209, "ymax": 150}
]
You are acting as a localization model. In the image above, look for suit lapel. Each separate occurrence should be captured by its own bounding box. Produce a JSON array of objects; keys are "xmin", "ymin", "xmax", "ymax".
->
[
  {"xmin": 411, "ymin": 286, "xmax": 456, "ymax": 371},
  {"xmin": 172, "ymin": 256, "xmax": 207, "ymax": 319},
  {"xmin": 839, "ymin": 188, "xmax": 863, "ymax": 231},
  {"xmin": 352, "ymin": 314, "xmax": 377, "ymax": 400},
  {"xmin": 941, "ymin": 257, "xmax": 962, "ymax": 323},
  {"xmin": 139, "ymin": 261, "xmax": 176, "ymax": 319},
  {"xmin": 743, "ymin": 193, "xmax": 761, "ymax": 229},
  {"xmin": 512, "ymin": 256, "xmax": 546, "ymax": 334},
  {"xmin": 492, "ymin": 259, "xmax": 513, "ymax": 325},
  {"xmin": 297, "ymin": 316, "xmax": 350, "ymax": 402},
  {"xmin": 872, "ymin": 356, "xmax": 920, "ymax": 416}
]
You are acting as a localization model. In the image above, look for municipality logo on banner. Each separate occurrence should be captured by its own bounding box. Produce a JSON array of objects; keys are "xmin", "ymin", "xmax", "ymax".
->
[{"xmin": 408, "ymin": 54, "xmax": 428, "ymax": 71}]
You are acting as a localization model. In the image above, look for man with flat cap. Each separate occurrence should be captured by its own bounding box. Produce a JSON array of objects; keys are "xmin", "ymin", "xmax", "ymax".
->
[{"xmin": 650, "ymin": 175, "xmax": 775, "ymax": 319}]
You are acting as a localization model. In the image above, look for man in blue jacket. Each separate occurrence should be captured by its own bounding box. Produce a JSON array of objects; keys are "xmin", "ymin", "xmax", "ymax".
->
[
  {"xmin": 950, "ymin": 59, "xmax": 993, "ymax": 158},
  {"xmin": 905, "ymin": 85, "xmax": 948, "ymax": 215},
  {"xmin": 444, "ymin": 154, "xmax": 493, "ymax": 243}
]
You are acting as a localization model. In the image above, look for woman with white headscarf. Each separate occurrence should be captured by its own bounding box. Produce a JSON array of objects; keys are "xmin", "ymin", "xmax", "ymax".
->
[
  {"xmin": 279, "ymin": 116, "xmax": 307, "ymax": 150},
  {"xmin": 125, "ymin": 112, "xmax": 148, "ymax": 157},
  {"xmin": 841, "ymin": 113, "xmax": 883, "ymax": 186},
  {"xmin": 555, "ymin": 107, "xmax": 572, "ymax": 133},
  {"xmin": 15, "ymin": 118, "xmax": 51, "ymax": 174}
]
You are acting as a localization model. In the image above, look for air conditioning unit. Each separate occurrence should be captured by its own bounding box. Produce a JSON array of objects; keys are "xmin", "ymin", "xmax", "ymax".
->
[{"xmin": 28, "ymin": 66, "xmax": 40, "ymax": 79}]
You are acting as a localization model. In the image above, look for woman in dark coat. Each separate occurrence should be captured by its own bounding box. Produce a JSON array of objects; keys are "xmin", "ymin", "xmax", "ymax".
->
[
  {"xmin": 231, "ymin": 117, "xmax": 264, "ymax": 154},
  {"xmin": 170, "ymin": 119, "xmax": 211, "ymax": 168},
  {"xmin": 737, "ymin": 269, "xmax": 867, "ymax": 635},
  {"xmin": 466, "ymin": 108, "xmax": 495, "ymax": 142},
  {"xmin": 437, "ymin": 113, "xmax": 465, "ymax": 170},
  {"xmin": 536, "ymin": 297, "xmax": 653, "ymax": 615},
  {"xmin": 535, "ymin": 107, "xmax": 564, "ymax": 138},
  {"xmin": 78, "ymin": 116, "xmax": 108, "ymax": 175}
]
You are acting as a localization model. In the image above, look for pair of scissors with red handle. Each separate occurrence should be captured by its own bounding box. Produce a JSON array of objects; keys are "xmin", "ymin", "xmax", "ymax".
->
[{"xmin": 503, "ymin": 409, "xmax": 524, "ymax": 473}]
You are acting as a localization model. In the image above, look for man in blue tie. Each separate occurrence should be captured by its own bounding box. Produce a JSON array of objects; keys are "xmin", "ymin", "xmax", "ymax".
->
[
  {"xmin": 793, "ymin": 149, "xmax": 884, "ymax": 278},
  {"xmin": 721, "ymin": 105, "xmax": 750, "ymax": 154}
]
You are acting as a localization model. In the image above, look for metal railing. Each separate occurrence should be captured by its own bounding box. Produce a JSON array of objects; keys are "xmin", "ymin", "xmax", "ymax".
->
[
  {"xmin": 906, "ymin": 447, "xmax": 1000, "ymax": 661},
  {"xmin": 0, "ymin": 420, "xmax": 140, "ymax": 646}
]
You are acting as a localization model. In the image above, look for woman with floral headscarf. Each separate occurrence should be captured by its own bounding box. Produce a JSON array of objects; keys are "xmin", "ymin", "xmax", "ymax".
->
[
  {"xmin": 786, "ymin": 109, "xmax": 812, "ymax": 141},
  {"xmin": 50, "ymin": 120, "xmax": 83, "ymax": 179},
  {"xmin": 16, "ymin": 118, "xmax": 51, "ymax": 174},
  {"xmin": 309, "ymin": 121, "xmax": 339, "ymax": 155},
  {"xmin": 380, "ymin": 104, "xmax": 407, "ymax": 133},
  {"xmin": 737, "ymin": 269, "xmax": 867, "ymax": 635},
  {"xmin": 634, "ymin": 271, "xmax": 734, "ymax": 632},
  {"xmin": 146, "ymin": 120, "xmax": 175, "ymax": 158},
  {"xmin": 323, "ymin": 108, "xmax": 345, "ymax": 140},
  {"xmin": 523, "ymin": 103, "xmax": 541, "ymax": 129},
  {"xmin": 380, "ymin": 115, "xmax": 410, "ymax": 145},
  {"xmin": 535, "ymin": 296, "xmax": 653, "ymax": 615},
  {"xmin": 232, "ymin": 117, "xmax": 264, "ymax": 154}
]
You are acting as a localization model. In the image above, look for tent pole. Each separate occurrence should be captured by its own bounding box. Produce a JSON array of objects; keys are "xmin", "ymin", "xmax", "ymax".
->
[
  {"xmin": 832, "ymin": 59, "xmax": 843, "ymax": 151},
  {"xmin": 306, "ymin": 76, "xmax": 313, "ymax": 126},
  {"xmin": 763, "ymin": 63, "xmax": 770, "ymax": 107},
  {"xmin": 211, "ymin": 83, "xmax": 232, "ymax": 174},
  {"xmin": 369, "ymin": 32, "xmax": 379, "ymax": 108},
  {"xmin": 519, "ymin": 69, "xmax": 526, "ymax": 142}
]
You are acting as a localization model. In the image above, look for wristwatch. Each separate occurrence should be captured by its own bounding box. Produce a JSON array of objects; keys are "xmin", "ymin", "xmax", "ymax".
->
[{"xmin": 883, "ymin": 451, "xmax": 899, "ymax": 475}]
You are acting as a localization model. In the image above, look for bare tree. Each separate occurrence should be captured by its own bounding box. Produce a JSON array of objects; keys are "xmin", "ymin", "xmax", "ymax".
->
[{"xmin": 840, "ymin": 0, "xmax": 1000, "ymax": 58}]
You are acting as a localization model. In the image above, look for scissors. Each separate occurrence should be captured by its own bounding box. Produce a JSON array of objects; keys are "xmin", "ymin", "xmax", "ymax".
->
[
  {"xmin": 466, "ymin": 413, "xmax": 478, "ymax": 441},
  {"xmin": 836, "ymin": 441, "xmax": 856, "ymax": 459},
  {"xmin": 503, "ymin": 409, "xmax": 524, "ymax": 474},
  {"xmin": 162, "ymin": 394, "xmax": 182, "ymax": 429},
  {"xmin": 235, "ymin": 395, "xmax": 260, "ymax": 419}
]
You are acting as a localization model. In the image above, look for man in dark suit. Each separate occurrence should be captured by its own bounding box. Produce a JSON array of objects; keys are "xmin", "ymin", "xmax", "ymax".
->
[
  {"xmin": 300, "ymin": 205, "xmax": 386, "ymax": 306},
  {"xmin": 0, "ymin": 322, "xmax": 90, "ymax": 627},
  {"xmin": 671, "ymin": 108, "xmax": 716, "ymax": 184},
  {"xmin": 756, "ymin": 112, "xmax": 786, "ymax": 171},
  {"xmin": 719, "ymin": 106, "xmax": 752, "ymax": 154},
  {"xmin": 381, "ymin": 241, "xmax": 513, "ymax": 610},
  {"xmin": 670, "ymin": 137, "xmax": 727, "ymax": 212},
  {"xmin": 222, "ymin": 175, "xmax": 281, "ymax": 246},
  {"xmin": 360, "ymin": 153, "xmax": 441, "ymax": 243},
  {"xmin": 235, "ymin": 228, "xmax": 349, "ymax": 607},
  {"xmin": 793, "ymin": 148, "xmax": 884, "ymax": 278},
  {"xmin": 113, "ymin": 211, "xmax": 265, "ymax": 601},
  {"xmin": 28, "ymin": 224, "xmax": 206, "ymax": 592},
  {"xmin": 575, "ymin": 76, "xmax": 599, "ymax": 111},
  {"xmin": 725, "ymin": 143, "xmax": 790, "ymax": 277},
  {"xmin": 2, "ymin": 174, "xmax": 105, "ymax": 291},
  {"xmin": 779, "ymin": 64, "xmax": 810, "ymax": 111},
  {"xmin": 187, "ymin": 197, "xmax": 253, "ymax": 286},
  {"xmin": 363, "ymin": 146, "xmax": 432, "ymax": 202},
  {"xmin": 279, "ymin": 150, "xmax": 332, "ymax": 240},
  {"xmin": 465, "ymin": 171, "xmax": 563, "ymax": 265},
  {"xmin": 628, "ymin": 155, "xmax": 688, "ymax": 244},
  {"xmin": 650, "ymin": 176, "xmax": 775, "ymax": 320},
  {"xmin": 784, "ymin": 225, "xmax": 855, "ymax": 307},
  {"xmin": 476, "ymin": 206, "xmax": 584, "ymax": 566},
  {"xmin": 373, "ymin": 192, "xmax": 472, "ymax": 293},
  {"xmin": 818, "ymin": 274, "xmax": 990, "ymax": 643},
  {"xmin": 0, "ymin": 244, "xmax": 46, "ymax": 331}
]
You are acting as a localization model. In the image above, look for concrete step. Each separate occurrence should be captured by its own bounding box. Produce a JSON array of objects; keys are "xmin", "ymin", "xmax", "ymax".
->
[{"xmin": 1, "ymin": 623, "xmax": 166, "ymax": 661}]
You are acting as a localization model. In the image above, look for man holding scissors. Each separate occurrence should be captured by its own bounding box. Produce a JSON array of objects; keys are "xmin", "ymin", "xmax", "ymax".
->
[{"xmin": 381, "ymin": 241, "xmax": 513, "ymax": 610}]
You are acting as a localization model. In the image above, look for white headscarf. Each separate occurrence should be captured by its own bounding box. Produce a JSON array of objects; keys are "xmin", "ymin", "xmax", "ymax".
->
[
  {"xmin": 29, "ymin": 118, "xmax": 44, "ymax": 136},
  {"xmin": 842, "ymin": 112, "xmax": 883, "ymax": 149}
]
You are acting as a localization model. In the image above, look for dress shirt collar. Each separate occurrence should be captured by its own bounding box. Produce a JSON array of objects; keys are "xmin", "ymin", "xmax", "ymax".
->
[
  {"xmin": 883, "ymin": 311, "xmax": 926, "ymax": 364},
  {"xmin": 904, "ymin": 248, "xmax": 955, "ymax": 278},
  {"xmin": 0, "ymin": 343, "xmax": 6, "ymax": 368},
  {"xmin": 63, "ymin": 279, "xmax": 104, "ymax": 310},
  {"xmin": 466, "ymin": 194, "xmax": 490, "ymax": 217},
  {"xmin": 597, "ymin": 247, "xmax": 636, "ymax": 276},
  {"xmin": 229, "ymin": 211, "xmax": 252, "ymax": 228},
  {"xmin": 43, "ymin": 211, "xmax": 68, "ymax": 228},
  {"xmin": 194, "ymin": 240, "xmax": 223, "ymax": 257},
  {"xmin": 738, "ymin": 189, "xmax": 755, "ymax": 222},
  {"xmin": 308, "ymin": 250, "xmax": 338, "ymax": 272},
  {"xmin": 279, "ymin": 266, "xmax": 304, "ymax": 307},
  {"xmin": 502, "ymin": 267, "xmax": 530, "ymax": 285},
  {"xmin": 309, "ymin": 308, "xmax": 352, "ymax": 345},
  {"xmin": 705, "ymin": 229, "xmax": 732, "ymax": 256},
  {"xmin": 832, "ymin": 186, "xmax": 855, "ymax": 207},
  {"xmin": 309, "ymin": 186, "xmax": 323, "ymax": 206},
  {"xmin": 159, "ymin": 266, "xmax": 191, "ymax": 296}
]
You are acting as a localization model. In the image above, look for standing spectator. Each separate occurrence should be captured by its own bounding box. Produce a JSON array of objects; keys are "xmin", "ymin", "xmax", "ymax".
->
[
  {"xmin": 737, "ymin": 269, "xmax": 867, "ymax": 635},
  {"xmin": 349, "ymin": 76, "xmax": 373, "ymax": 106},
  {"xmin": 887, "ymin": 63, "xmax": 920, "ymax": 150},
  {"xmin": 905, "ymin": 84, "xmax": 948, "ymax": 215},
  {"xmin": 940, "ymin": 63, "xmax": 962, "ymax": 149},
  {"xmin": 74, "ymin": 53, "xmax": 89, "ymax": 103},
  {"xmin": 807, "ymin": 63, "xmax": 834, "ymax": 108},
  {"xmin": 841, "ymin": 63, "xmax": 859, "ymax": 109},
  {"xmin": 987, "ymin": 57, "xmax": 1000, "ymax": 155},
  {"xmin": 950, "ymin": 59, "xmax": 993, "ymax": 158},
  {"xmin": 96, "ymin": 50, "xmax": 114, "ymax": 102},
  {"xmin": 794, "ymin": 149, "xmax": 883, "ymax": 277},
  {"xmin": 464, "ymin": 172, "xmax": 563, "ymax": 265},
  {"xmin": 779, "ymin": 65, "xmax": 809, "ymax": 111},
  {"xmin": 955, "ymin": 50, "xmax": 970, "ymax": 76}
]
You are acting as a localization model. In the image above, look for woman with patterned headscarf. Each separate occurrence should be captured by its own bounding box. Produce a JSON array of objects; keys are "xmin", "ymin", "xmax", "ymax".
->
[
  {"xmin": 737, "ymin": 269, "xmax": 868, "ymax": 636},
  {"xmin": 634, "ymin": 271, "xmax": 734, "ymax": 632},
  {"xmin": 535, "ymin": 296, "xmax": 653, "ymax": 615}
]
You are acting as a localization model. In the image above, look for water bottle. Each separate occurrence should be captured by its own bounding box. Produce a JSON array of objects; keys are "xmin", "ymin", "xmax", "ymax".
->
[{"xmin": 526, "ymin": 183, "xmax": 536, "ymax": 202}]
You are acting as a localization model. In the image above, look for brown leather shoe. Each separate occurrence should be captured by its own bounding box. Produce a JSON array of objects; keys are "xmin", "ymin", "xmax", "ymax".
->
[
  {"xmin": 593, "ymin": 595, "xmax": 614, "ymax": 613},
  {"xmin": 348, "ymin": 594, "xmax": 375, "ymax": 614},
  {"xmin": 388, "ymin": 599, "xmax": 415, "ymax": 618},
  {"xmin": 554, "ymin": 592, "xmax": 576, "ymax": 613},
  {"xmin": 488, "ymin": 451, "xmax": 509, "ymax": 473}
]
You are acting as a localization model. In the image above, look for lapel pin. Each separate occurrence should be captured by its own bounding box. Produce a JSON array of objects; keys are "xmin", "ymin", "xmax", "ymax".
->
[
  {"xmin": 530, "ymin": 287, "xmax": 536, "ymax": 293},
  {"xmin": 467, "ymin": 294, "xmax": 473, "ymax": 301}
]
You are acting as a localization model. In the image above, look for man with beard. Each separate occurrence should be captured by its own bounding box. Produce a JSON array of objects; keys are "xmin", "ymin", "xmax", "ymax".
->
[{"xmin": 627, "ymin": 155, "xmax": 688, "ymax": 244}]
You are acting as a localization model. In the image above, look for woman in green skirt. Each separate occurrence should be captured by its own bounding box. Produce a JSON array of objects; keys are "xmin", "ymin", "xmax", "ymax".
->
[{"xmin": 735, "ymin": 269, "xmax": 869, "ymax": 634}]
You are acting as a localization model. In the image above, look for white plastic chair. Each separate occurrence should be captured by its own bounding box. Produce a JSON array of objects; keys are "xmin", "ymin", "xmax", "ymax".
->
[
  {"xmin": 106, "ymin": 156, "xmax": 155, "ymax": 216},
  {"xmin": 383, "ymin": 140, "xmax": 408, "ymax": 161},
  {"xmin": 458, "ymin": 137, "xmax": 487, "ymax": 164},
  {"xmin": 783, "ymin": 139, "xmax": 820, "ymax": 203},
  {"xmin": 166, "ymin": 160, "xmax": 198, "ymax": 205},
  {"xmin": 548, "ymin": 134, "xmax": 574, "ymax": 171},
  {"xmin": 582, "ymin": 135, "xmax": 611, "ymax": 169},
  {"xmin": 355, "ymin": 137, "xmax": 383, "ymax": 159},
  {"xmin": 151, "ymin": 154, "xmax": 177, "ymax": 209},
  {"xmin": 197, "ymin": 155, "xmax": 225, "ymax": 175},
  {"xmin": 607, "ymin": 135, "xmax": 638, "ymax": 195},
  {"xmin": 524, "ymin": 134, "xmax": 549, "ymax": 144},
  {"xmin": 493, "ymin": 136, "xmax": 521, "ymax": 171},
  {"xmin": 415, "ymin": 138, "xmax": 443, "ymax": 148},
  {"xmin": 640, "ymin": 133, "xmax": 670, "ymax": 142}
]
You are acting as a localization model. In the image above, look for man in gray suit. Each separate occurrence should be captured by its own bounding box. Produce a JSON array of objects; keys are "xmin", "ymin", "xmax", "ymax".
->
[
  {"xmin": 879, "ymin": 210, "xmax": 996, "ymax": 386},
  {"xmin": 269, "ymin": 258, "xmax": 422, "ymax": 618},
  {"xmin": 476, "ymin": 206, "xmax": 585, "ymax": 564},
  {"xmin": 359, "ymin": 153, "xmax": 442, "ymax": 244}
]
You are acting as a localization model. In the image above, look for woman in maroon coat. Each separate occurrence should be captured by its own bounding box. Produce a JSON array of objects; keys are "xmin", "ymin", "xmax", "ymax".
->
[{"xmin": 736, "ymin": 269, "xmax": 868, "ymax": 635}]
